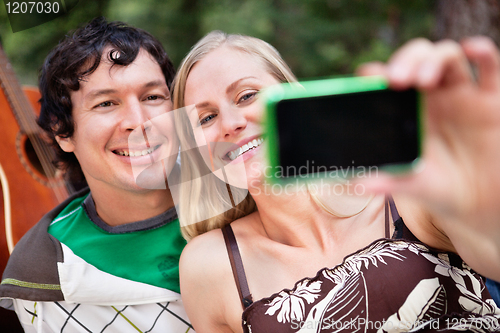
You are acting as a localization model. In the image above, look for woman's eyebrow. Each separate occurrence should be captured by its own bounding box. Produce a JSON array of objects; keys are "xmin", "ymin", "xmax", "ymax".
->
[
  {"xmin": 225, "ymin": 76, "xmax": 258, "ymax": 95},
  {"xmin": 193, "ymin": 77, "xmax": 259, "ymax": 109},
  {"xmin": 195, "ymin": 101, "xmax": 211, "ymax": 110}
]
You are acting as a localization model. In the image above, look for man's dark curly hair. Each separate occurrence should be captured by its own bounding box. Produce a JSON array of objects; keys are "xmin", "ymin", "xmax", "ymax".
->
[{"xmin": 37, "ymin": 17, "xmax": 176, "ymax": 185}]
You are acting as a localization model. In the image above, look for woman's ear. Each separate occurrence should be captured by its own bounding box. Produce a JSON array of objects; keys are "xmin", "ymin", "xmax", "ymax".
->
[{"xmin": 55, "ymin": 136, "xmax": 75, "ymax": 153}]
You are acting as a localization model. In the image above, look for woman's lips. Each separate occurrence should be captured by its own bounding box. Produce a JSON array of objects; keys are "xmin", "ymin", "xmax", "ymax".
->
[{"xmin": 225, "ymin": 137, "xmax": 264, "ymax": 161}]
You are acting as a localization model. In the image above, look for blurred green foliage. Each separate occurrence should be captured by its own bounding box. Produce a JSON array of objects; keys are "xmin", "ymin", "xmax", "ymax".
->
[{"xmin": 0, "ymin": 0, "xmax": 435, "ymax": 85}]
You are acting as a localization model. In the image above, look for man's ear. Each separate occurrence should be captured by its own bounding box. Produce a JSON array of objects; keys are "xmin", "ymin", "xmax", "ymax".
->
[{"xmin": 55, "ymin": 136, "xmax": 75, "ymax": 153}]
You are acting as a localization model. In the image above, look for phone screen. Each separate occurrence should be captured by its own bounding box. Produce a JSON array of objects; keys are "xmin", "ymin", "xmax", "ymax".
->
[{"xmin": 274, "ymin": 88, "xmax": 420, "ymax": 177}]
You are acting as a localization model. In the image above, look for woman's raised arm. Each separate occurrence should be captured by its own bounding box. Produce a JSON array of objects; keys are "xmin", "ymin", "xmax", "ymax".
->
[{"xmin": 358, "ymin": 36, "xmax": 500, "ymax": 280}]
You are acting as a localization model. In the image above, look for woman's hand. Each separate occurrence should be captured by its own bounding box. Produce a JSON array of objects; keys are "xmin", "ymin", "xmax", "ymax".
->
[{"xmin": 357, "ymin": 37, "xmax": 500, "ymax": 279}]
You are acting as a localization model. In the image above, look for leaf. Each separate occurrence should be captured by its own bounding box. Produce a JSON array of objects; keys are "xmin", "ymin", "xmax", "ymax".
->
[{"xmin": 265, "ymin": 279, "xmax": 323, "ymax": 323}]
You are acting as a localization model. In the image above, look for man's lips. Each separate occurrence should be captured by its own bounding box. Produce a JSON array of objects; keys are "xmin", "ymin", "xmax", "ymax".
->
[{"xmin": 113, "ymin": 144, "xmax": 161, "ymax": 157}]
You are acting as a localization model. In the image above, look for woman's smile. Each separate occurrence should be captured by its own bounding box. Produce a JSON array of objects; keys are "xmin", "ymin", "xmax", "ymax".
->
[
  {"xmin": 225, "ymin": 137, "xmax": 264, "ymax": 161},
  {"xmin": 184, "ymin": 46, "xmax": 280, "ymax": 183}
]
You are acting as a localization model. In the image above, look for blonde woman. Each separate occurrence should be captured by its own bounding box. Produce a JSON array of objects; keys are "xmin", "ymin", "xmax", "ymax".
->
[
  {"xmin": 173, "ymin": 31, "xmax": 500, "ymax": 332},
  {"xmin": 172, "ymin": 32, "xmax": 297, "ymax": 241}
]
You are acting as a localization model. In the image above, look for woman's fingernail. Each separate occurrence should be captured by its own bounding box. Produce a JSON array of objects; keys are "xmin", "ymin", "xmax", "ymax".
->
[
  {"xmin": 389, "ymin": 63, "xmax": 410, "ymax": 82},
  {"xmin": 418, "ymin": 62, "xmax": 436, "ymax": 86}
]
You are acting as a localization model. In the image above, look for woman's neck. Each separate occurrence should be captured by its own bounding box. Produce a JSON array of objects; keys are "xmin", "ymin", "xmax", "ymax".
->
[{"xmin": 249, "ymin": 184, "xmax": 387, "ymax": 251}]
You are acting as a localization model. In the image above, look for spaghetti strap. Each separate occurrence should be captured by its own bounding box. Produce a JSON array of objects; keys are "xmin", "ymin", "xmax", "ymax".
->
[
  {"xmin": 388, "ymin": 195, "xmax": 400, "ymax": 221},
  {"xmin": 221, "ymin": 224, "xmax": 253, "ymax": 309},
  {"xmin": 385, "ymin": 195, "xmax": 401, "ymax": 238},
  {"xmin": 387, "ymin": 195, "xmax": 420, "ymax": 241},
  {"xmin": 384, "ymin": 198, "xmax": 390, "ymax": 238}
]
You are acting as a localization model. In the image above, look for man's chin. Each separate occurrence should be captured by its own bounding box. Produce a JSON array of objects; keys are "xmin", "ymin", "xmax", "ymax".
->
[{"xmin": 133, "ymin": 161, "xmax": 170, "ymax": 190}]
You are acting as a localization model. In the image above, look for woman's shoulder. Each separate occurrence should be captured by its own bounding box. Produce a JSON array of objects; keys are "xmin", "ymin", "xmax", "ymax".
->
[
  {"xmin": 180, "ymin": 222, "xmax": 259, "ymax": 332},
  {"xmin": 180, "ymin": 228, "xmax": 228, "ymax": 278},
  {"xmin": 179, "ymin": 228, "xmax": 237, "ymax": 331},
  {"xmin": 394, "ymin": 195, "xmax": 455, "ymax": 251},
  {"xmin": 181, "ymin": 213, "xmax": 261, "ymax": 269}
]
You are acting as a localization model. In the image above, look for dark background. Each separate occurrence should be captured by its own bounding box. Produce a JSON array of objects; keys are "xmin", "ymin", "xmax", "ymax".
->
[{"xmin": 1, "ymin": 0, "xmax": 499, "ymax": 86}]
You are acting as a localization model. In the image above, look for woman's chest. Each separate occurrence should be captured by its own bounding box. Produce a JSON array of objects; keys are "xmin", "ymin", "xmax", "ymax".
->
[
  {"xmin": 242, "ymin": 228, "xmax": 388, "ymax": 302},
  {"xmin": 242, "ymin": 240, "xmax": 495, "ymax": 333}
]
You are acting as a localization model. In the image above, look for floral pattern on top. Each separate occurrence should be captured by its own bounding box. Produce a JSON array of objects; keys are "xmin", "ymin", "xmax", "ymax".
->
[{"xmin": 243, "ymin": 240, "xmax": 500, "ymax": 333}]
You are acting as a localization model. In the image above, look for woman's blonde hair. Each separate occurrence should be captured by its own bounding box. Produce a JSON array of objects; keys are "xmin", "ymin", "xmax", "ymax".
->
[{"xmin": 172, "ymin": 30, "xmax": 297, "ymax": 241}]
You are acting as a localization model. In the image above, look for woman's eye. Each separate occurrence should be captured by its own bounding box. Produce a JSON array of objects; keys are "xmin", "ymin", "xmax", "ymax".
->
[
  {"xmin": 200, "ymin": 114, "xmax": 217, "ymax": 125},
  {"xmin": 237, "ymin": 91, "xmax": 257, "ymax": 104}
]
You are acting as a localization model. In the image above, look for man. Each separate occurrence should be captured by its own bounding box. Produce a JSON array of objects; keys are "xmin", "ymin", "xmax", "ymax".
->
[{"xmin": 0, "ymin": 17, "xmax": 192, "ymax": 332}]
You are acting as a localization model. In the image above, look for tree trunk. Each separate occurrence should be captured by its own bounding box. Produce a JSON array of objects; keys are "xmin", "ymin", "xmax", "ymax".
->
[{"xmin": 434, "ymin": 0, "xmax": 500, "ymax": 45}]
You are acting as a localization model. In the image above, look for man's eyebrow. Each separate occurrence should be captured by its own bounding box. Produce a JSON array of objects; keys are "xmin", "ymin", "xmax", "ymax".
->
[
  {"xmin": 84, "ymin": 80, "xmax": 168, "ymax": 101},
  {"xmin": 225, "ymin": 76, "xmax": 258, "ymax": 95},
  {"xmin": 84, "ymin": 89, "xmax": 117, "ymax": 101},
  {"xmin": 143, "ymin": 80, "xmax": 167, "ymax": 89}
]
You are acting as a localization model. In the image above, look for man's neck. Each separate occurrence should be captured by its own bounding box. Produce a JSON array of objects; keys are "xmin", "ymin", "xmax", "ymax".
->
[{"xmin": 88, "ymin": 184, "xmax": 175, "ymax": 227}]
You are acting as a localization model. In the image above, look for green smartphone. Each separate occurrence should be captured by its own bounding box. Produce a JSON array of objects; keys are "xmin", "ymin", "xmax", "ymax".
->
[{"xmin": 262, "ymin": 76, "xmax": 422, "ymax": 182}]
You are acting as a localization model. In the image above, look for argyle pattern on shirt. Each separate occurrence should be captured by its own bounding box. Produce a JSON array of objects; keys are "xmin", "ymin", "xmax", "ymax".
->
[{"xmin": 15, "ymin": 299, "xmax": 193, "ymax": 333}]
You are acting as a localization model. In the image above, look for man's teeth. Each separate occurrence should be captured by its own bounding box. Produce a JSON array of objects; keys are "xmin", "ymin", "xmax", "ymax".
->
[
  {"xmin": 117, "ymin": 147, "xmax": 156, "ymax": 157},
  {"xmin": 227, "ymin": 138, "xmax": 264, "ymax": 161}
]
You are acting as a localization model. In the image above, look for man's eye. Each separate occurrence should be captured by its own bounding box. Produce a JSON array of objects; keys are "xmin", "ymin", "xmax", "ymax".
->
[
  {"xmin": 147, "ymin": 94, "xmax": 169, "ymax": 102},
  {"xmin": 96, "ymin": 101, "xmax": 113, "ymax": 108},
  {"xmin": 200, "ymin": 114, "xmax": 217, "ymax": 125}
]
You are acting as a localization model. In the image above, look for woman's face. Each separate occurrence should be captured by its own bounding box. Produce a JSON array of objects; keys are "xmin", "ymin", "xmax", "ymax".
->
[{"xmin": 184, "ymin": 46, "xmax": 280, "ymax": 187}]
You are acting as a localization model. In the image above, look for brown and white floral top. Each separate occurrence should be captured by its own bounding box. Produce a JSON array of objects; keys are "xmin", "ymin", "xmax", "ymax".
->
[{"xmin": 223, "ymin": 202, "xmax": 500, "ymax": 333}]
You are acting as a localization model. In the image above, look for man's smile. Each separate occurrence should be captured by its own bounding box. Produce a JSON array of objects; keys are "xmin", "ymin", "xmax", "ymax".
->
[{"xmin": 114, "ymin": 144, "xmax": 161, "ymax": 157}]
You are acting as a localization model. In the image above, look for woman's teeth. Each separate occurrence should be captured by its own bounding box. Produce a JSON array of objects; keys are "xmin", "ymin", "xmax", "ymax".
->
[
  {"xmin": 117, "ymin": 146, "xmax": 157, "ymax": 157},
  {"xmin": 227, "ymin": 138, "xmax": 264, "ymax": 161}
]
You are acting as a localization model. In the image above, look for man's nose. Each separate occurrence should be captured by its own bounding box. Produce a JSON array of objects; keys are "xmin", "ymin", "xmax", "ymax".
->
[{"xmin": 121, "ymin": 101, "xmax": 150, "ymax": 132}]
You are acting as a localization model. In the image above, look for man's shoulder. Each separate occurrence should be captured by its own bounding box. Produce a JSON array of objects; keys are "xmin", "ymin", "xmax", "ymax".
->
[
  {"xmin": 47, "ymin": 187, "xmax": 91, "ymax": 224},
  {"xmin": 10, "ymin": 186, "xmax": 91, "ymax": 258},
  {"xmin": 28, "ymin": 187, "xmax": 91, "ymax": 234},
  {"xmin": 0, "ymin": 188, "xmax": 91, "ymax": 302}
]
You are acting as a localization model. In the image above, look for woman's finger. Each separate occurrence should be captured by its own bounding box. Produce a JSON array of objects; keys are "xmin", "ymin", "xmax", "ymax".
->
[
  {"xmin": 355, "ymin": 61, "xmax": 387, "ymax": 77},
  {"xmin": 386, "ymin": 38, "xmax": 434, "ymax": 90},
  {"xmin": 415, "ymin": 39, "xmax": 473, "ymax": 90},
  {"xmin": 461, "ymin": 36, "xmax": 500, "ymax": 91}
]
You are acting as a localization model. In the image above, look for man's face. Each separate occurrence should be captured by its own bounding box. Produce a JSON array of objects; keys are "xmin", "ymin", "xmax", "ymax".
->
[{"xmin": 57, "ymin": 48, "xmax": 178, "ymax": 193}]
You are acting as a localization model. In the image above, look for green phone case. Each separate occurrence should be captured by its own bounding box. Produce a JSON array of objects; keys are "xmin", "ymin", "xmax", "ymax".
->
[{"xmin": 262, "ymin": 76, "xmax": 423, "ymax": 183}]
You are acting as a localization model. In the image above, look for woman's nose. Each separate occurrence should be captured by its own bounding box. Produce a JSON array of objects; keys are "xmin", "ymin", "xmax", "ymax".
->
[{"xmin": 221, "ymin": 108, "xmax": 248, "ymax": 138}]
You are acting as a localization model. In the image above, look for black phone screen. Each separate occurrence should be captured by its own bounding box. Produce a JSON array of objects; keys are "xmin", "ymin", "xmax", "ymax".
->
[{"xmin": 275, "ymin": 88, "xmax": 419, "ymax": 177}]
